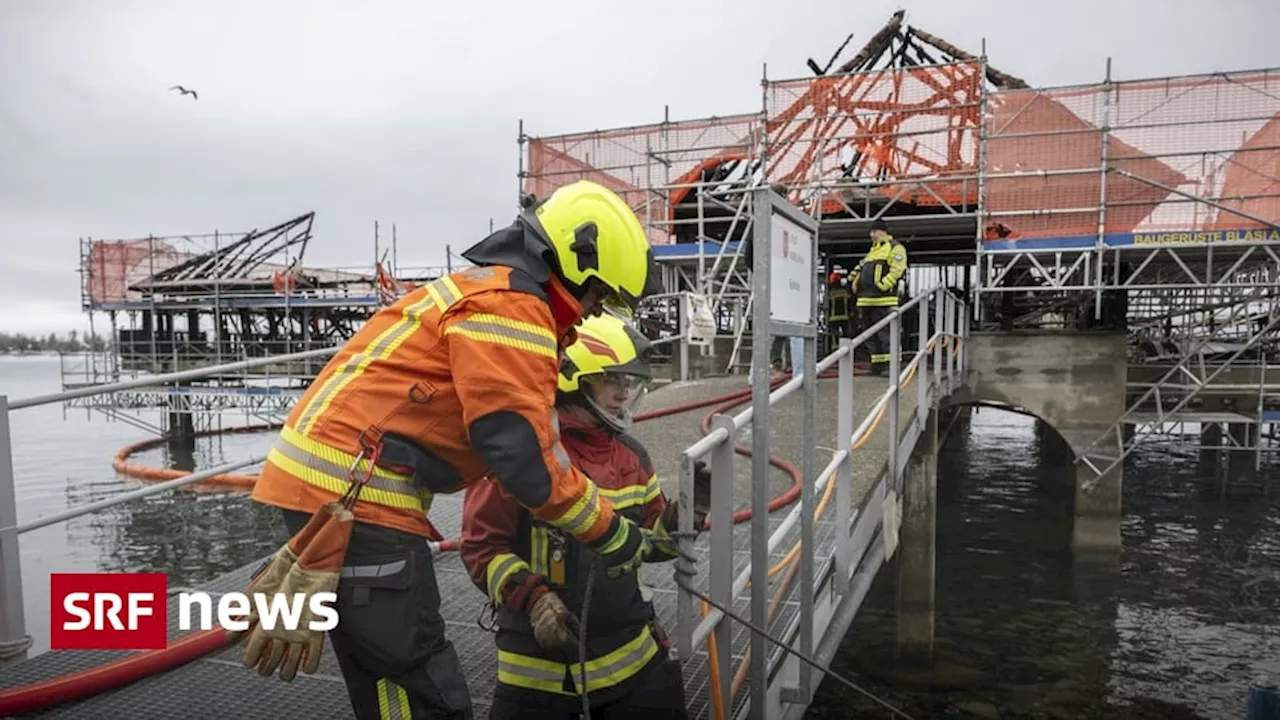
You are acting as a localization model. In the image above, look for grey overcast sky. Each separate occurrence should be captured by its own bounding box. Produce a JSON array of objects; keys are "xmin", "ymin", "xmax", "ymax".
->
[{"xmin": 1, "ymin": 0, "xmax": 1276, "ymax": 334}]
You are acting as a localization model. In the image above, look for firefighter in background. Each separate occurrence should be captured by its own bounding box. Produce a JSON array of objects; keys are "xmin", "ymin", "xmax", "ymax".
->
[
  {"xmin": 240, "ymin": 180, "xmax": 660, "ymax": 720},
  {"xmin": 460, "ymin": 313, "xmax": 712, "ymax": 720},
  {"xmin": 826, "ymin": 265, "xmax": 855, "ymax": 341},
  {"xmin": 850, "ymin": 219, "xmax": 908, "ymax": 376}
]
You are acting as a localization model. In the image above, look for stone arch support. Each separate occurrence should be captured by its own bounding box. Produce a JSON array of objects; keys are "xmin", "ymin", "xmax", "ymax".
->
[{"xmin": 946, "ymin": 330, "xmax": 1129, "ymax": 549}]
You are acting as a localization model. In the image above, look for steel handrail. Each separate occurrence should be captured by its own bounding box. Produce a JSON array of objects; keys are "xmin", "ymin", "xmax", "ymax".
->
[
  {"xmin": 688, "ymin": 319, "xmax": 961, "ymax": 649},
  {"xmin": 9, "ymin": 347, "xmax": 339, "ymax": 411},
  {"xmin": 681, "ymin": 286, "xmax": 951, "ymax": 461},
  {"xmin": 677, "ymin": 286, "xmax": 965, "ymax": 639},
  {"xmin": 4, "ymin": 457, "xmax": 266, "ymax": 535}
]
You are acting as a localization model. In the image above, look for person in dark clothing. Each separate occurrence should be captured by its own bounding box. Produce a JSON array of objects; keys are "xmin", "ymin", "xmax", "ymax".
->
[{"xmin": 460, "ymin": 312, "xmax": 711, "ymax": 719}]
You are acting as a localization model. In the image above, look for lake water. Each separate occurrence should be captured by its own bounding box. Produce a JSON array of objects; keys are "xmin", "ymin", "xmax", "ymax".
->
[
  {"xmin": 808, "ymin": 407, "xmax": 1280, "ymax": 720},
  {"xmin": 1, "ymin": 355, "xmax": 1277, "ymax": 718}
]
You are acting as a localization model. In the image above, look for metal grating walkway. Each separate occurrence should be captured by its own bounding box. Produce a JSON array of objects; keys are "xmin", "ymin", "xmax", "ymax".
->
[{"xmin": 0, "ymin": 374, "xmax": 918, "ymax": 719}]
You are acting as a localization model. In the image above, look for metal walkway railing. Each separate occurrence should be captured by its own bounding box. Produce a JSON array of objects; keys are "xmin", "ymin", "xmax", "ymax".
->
[
  {"xmin": 672, "ymin": 284, "xmax": 968, "ymax": 719},
  {"xmin": 0, "ymin": 347, "xmax": 341, "ymax": 663}
]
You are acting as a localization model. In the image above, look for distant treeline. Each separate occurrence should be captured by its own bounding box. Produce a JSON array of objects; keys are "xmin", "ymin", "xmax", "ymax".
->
[{"xmin": 0, "ymin": 331, "xmax": 109, "ymax": 354}]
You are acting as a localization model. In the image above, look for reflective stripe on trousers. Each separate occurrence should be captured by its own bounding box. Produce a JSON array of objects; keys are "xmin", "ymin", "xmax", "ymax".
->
[
  {"xmin": 376, "ymin": 678, "xmax": 413, "ymax": 719},
  {"xmin": 496, "ymin": 625, "xmax": 661, "ymax": 696},
  {"xmin": 267, "ymin": 423, "xmax": 432, "ymax": 513}
]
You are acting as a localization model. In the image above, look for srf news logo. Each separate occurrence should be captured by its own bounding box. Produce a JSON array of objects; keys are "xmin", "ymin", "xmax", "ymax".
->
[{"xmin": 50, "ymin": 573, "xmax": 339, "ymax": 650}]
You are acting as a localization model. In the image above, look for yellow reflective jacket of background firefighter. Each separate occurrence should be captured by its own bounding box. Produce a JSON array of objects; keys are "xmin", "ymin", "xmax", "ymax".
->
[{"xmin": 852, "ymin": 237, "xmax": 908, "ymax": 307}]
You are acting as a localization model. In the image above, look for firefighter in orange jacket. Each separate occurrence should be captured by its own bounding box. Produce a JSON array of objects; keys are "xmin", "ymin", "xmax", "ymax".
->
[
  {"xmin": 460, "ymin": 313, "xmax": 710, "ymax": 719},
  {"xmin": 248, "ymin": 181, "xmax": 660, "ymax": 720}
]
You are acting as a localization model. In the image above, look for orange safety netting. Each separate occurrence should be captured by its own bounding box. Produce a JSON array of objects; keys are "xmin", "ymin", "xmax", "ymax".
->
[
  {"xmin": 522, "ymin": 64, "xmax": 1280, "ymax": 245},
  {"xmin": 523, "ymin": 114, "xmax": 763, "ymax": 245},
  {"xmin": 985, "ymin": 68, "xmax": 1280, "ymax": 241},
  {"xmin": 83, "ymin": 239, "xmax": 193, "ymax": 306}
]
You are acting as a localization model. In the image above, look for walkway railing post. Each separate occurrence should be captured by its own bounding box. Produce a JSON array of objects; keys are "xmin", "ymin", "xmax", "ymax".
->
[
  {"xmin": 0, "ymin": 396, "xmax": 30, "ymax": 666},
  {"xmin": 888, "ymin": 315, "xmax": 901, "ymax": 485},
  {"xmin": 678, "ymin": 292, "xmax": 690, "ymax": 383},
  {"xmin": 946, "ymin": 293, "xmax": 957, "ymax": 382},
  {"xmin": 835, "ymin": 340, "xmax": 855, "ymax": 586},
  {"xmin": 933, "ymin": 288, "xmax": 945, "ymax": 389},
  {"xmin": 917, "ymin": 293, "xmax": 929, "ymax": 427},
  {"xmin": 797, "ymin": 327, "xmax": 817, "ymax": 700},
  {"xmin": 676, "ymin": 454, "xmax": 696, "ymax": 663},
  {"xmin": 708, "ymin": 413, "xmax": 737, "ymax": 710}
]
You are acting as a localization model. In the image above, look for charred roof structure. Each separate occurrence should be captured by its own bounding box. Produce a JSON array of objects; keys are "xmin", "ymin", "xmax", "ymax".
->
[{"xmin": 521, "ymin": 8, "xmax": 1279, "ymax": 374}]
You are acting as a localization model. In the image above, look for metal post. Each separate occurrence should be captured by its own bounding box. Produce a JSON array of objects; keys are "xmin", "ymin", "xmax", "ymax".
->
[
  {"xmin": 749, "ymin": 185, "xmax": 772, "ymax": 719},
  {"xmin": 679, "ymin": 292, "xmax": 690, "ymax": 382},
  {"xmin": 709, "ymin": 414, "xmax": 736, "ymax": 709},
  {"xmin": 0, "ymin": 396, "xmax": 29, "ymax": 665},
  {"xmin": 933, "ymin": 289, "xmax": 944, "ymax": 389},
  {"xmin": 516, "ymin": 118, "xmax": 525, "ymax": 206},
  {"xmin": 697, "ymin": 189, "xmax": 707, "ymax": 297},
  {"xmin": 975, "ymin": 49, "xmax": 990, "ymax": 325},
  {"xmin": 798, "ymin": 330, "xmax": 816, "ymax": 699},
  {"xmin": 1258, "ymin": 355, "xmax": 1267, "ymax": 472},
  {"xmin": 836, "ymin": 340, "xmax": 855, "ymax": 586},
  {"xmin": 946, "ymin": 294, "xmax": 957, "ymax": 381},
  {"xmin": 676, "ymin": 455, "xmax": 694, "ymax": 662},
  {"xmin": 888, "ymin": 315, "xmax": 902, "ymax": 485},
  {"xmin": 917, "ymin": 294, "xmax": 929, "ymax": 427},
  {"xmin": 1095, "ymin": 57, "xmax": 1113, "ymax": 321}
]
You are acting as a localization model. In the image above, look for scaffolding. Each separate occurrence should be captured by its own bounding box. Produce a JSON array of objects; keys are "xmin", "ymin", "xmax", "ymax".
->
[
  {"xmin": 517, "ymin": 9, "xmax": 1280, "ymax": 459},
  {"xmin": 66, "ymin": 212, "xmax": 454, "ymax": 431}
]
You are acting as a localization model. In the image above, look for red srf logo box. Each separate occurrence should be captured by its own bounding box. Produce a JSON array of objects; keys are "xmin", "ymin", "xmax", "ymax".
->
[{"xmin": 50, "ymin": 573, "xmax": 168, "ymax": 650}]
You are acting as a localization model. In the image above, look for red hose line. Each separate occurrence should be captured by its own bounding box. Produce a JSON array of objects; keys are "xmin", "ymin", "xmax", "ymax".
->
[
  {"xmin": 0, "ymin": 363, "xmax": 865, "ymax": 715},
  {"xmin": 0, "ymin": 629, "xmax": 231, "ymax": 716}
]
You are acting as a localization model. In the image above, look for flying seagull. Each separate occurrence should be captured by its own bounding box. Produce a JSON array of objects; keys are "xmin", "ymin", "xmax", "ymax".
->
[{"xmin": 169, "ymin": 85, "xmax": 198, "ymax": 100}]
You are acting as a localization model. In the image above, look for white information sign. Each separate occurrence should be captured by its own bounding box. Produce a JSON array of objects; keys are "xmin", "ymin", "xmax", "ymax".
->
[
  {"xmin": 768, "ymin": 211, "xmax": 814, "ymax": 324},
  {"xmin": 685, "ymin": 294, "xmax": 717, "ymax": 348}
]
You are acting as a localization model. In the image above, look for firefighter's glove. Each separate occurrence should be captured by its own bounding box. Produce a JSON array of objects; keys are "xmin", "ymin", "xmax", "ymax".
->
[
  {"xmin": 238, "ymin": 504, "xmax": 354, "ymax": 682},
  {"xmin": 528, "ymin": 586, "xmax": 580, "ymax": 653},
  {"xmin": 591, "ymin": 514, "xmax": 651, "ymax": 580},
  {"xmin": 227, "ymin": 504, "xmax": 334, "ymax": 646}
]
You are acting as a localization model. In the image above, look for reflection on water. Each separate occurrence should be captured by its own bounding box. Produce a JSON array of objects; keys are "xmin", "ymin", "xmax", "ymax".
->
[
  {"xmin": 1, "ymin": 356, "xmax": 283, "ymax": 656},
  {"xmin": 808, "ymin": 407, "xmax": 1280, "ymax": 719}
]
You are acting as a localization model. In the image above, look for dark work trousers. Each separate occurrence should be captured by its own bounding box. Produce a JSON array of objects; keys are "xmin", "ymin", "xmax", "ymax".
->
[
  {"xmin": 487, "ymin": 652, "xmax": 689, "ymax": 720},
  {"xmin": 860, "ymin": 305, "xmax": 894, "ymax": 375},
  {"xmin": 281, "ymin": 509, "xmax": 474, "ymax": 720}
]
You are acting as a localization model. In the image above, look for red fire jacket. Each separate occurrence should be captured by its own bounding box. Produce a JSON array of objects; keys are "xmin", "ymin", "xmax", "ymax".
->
[{"xmin": 460, "ymin": 411, "xmax": 681, "ymax": 698}]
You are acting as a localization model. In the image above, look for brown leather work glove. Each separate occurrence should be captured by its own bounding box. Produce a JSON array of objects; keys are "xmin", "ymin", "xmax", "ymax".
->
[
  {"xmin": 527, "ymin": 586, "xmax": 581, "ymax": 653},
  {"xmin": 238, "ymin": 503, "xmax": 354, "ymax": 681}
]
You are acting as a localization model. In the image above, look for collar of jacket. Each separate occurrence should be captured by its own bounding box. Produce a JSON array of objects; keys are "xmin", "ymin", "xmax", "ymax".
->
[
  {"xmin": 557, "ymin": 409, "xmax": 614, "ymax": 444},
  {"xmin": 459, "ymin": 218, "xmax": 583, "ymax": 345}
]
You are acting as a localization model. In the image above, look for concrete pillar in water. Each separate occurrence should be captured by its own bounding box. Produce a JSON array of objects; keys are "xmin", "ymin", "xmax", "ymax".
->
[
  {"xmin": 897, "ymin": 409, "xmax": 939, "ymax": 664},
  {"xmin": 1226, "ymin": 422, "xmax": 1259, "ymax": 496},
  {"xmin": 1200, "ymin": 422, "xmax": 1223, "ymax": 471},
  {"xmin": 1067, "ymin": 428, "xmax": 1123, "ymax": 552}
]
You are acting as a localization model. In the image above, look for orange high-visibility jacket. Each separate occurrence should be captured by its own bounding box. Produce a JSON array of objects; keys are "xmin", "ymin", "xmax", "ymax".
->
[{"xmin": 252, "ymin": 224, "xmax": 617, "ymax": 544}]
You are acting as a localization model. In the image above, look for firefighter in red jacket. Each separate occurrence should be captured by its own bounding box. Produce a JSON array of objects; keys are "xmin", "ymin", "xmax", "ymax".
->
[{"xmin": 460, "ymin": 312, "xmax": 710, "ymax": 719}]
